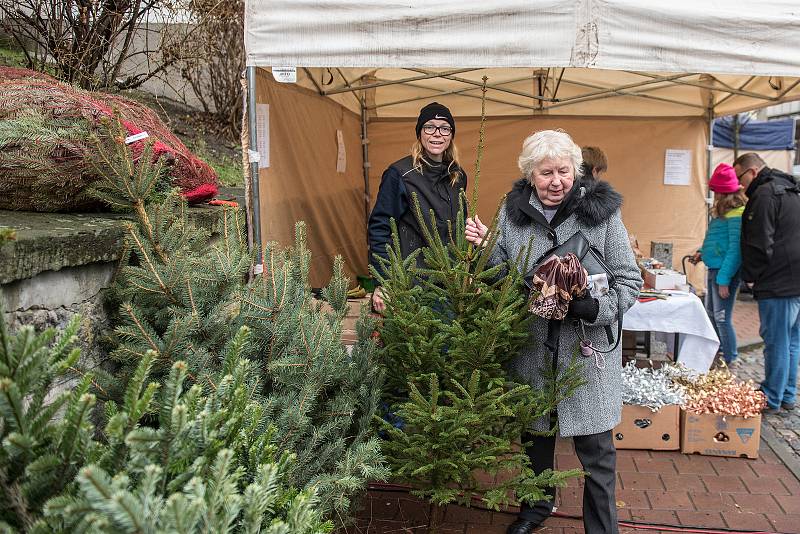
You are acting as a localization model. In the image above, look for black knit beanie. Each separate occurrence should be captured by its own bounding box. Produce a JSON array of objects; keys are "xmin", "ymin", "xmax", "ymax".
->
[{"xmin": 415, "ymin": 102, "xmax": 455, "ymax": 138}]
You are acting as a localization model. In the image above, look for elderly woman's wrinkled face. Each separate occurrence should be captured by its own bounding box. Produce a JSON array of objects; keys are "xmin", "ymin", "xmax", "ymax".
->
[{"xmin": 531, "ymin": 156, "xmax": 575, "ymax": 207}]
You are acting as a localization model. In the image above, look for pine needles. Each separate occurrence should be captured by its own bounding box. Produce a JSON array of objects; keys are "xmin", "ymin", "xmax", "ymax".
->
[
  {"xmin": 372, "ymin": 79, "xmax": 584, "ymax": 530},
  {"xmin": 0, "ymin": 304, "xmax": 332, "ymax": 532},
  {"xmin": 85, "ymin": 116, "xmax": 387, "ymax": 526}
]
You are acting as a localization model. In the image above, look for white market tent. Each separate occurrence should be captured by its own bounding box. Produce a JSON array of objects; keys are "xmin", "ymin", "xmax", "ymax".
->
[{"xmin": 243, "ymin": 1, "xmax": 800, "ymax": 287}]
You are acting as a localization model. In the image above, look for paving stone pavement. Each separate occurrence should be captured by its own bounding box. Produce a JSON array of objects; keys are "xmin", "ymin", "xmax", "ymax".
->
[
  {"xmin": 339, "ymin": 296, "xmax": 800, "ymax": 533},
  {"xmin": 730, "ymin": 296, "xmax": 800, "ymax": 457},
  {"xmin": 730, "ymin": 348, "xmax": 800, "ymax": 456}
]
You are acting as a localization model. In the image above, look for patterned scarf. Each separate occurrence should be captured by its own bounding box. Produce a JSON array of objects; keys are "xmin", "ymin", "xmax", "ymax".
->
[{"xmin": 528, "ymin": 253, "xmax": 588, "ymax": 320}]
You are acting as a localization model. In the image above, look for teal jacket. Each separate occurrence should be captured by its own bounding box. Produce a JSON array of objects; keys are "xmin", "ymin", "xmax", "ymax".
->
[{"xmin": 700, "ymin": 206, "xmax": 744, "ymax": 286}]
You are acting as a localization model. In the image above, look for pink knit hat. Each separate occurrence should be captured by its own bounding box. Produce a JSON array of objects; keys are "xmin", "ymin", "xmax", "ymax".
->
[{"xmin": 709, "ymin": 163, "xmax": 742, "ymax": 194}]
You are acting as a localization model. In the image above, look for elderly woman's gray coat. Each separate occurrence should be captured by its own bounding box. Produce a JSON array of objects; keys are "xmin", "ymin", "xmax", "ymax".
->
[{"xmin": 490, "ymin": 177, "xmax": 642, "ymax": 437}]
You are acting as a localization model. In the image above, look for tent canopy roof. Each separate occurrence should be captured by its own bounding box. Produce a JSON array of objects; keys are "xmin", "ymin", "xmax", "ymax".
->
[{"xmin": 245, "ymin": 0, "xmax": 800, "ymax": 118}]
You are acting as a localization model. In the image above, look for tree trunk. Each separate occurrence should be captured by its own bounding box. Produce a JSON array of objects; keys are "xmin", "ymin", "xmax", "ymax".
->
[{"xmin": 427, "ymin": 502, "xmax": 447, "ymax": 534}]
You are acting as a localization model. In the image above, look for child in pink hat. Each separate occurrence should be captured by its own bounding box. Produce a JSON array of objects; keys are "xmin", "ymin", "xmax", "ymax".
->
[
  {"xmin": 689, "ymin": 162, "xmax": 747, "ymax": 364},
  {"xmin": 708, "ymin": 163, "xmax": 743, "ymax": 194}
]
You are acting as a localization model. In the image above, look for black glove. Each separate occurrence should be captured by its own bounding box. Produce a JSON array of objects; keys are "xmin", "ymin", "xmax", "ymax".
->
[{"xmin": 568, "ymin": 293, "xmax": 599, "ymax": 322}]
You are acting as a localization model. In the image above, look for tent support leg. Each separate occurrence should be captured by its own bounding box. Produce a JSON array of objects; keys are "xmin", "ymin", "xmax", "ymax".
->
[
  {"xmin": 361, "ymin": 96, "xmax": 371, "ymax": 268},
  {"xmin": 706, "ymin": 108, "xmax": 714, "ymax": 208},
  {"xmin": 246, "ymin": 66, "xmax": 264, "ymax": 272}
]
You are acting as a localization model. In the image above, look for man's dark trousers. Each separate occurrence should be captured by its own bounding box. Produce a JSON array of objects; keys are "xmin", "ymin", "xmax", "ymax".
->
[{"xmin": 519, "ymin": 430, "xmax": 618, "ymax": 534}]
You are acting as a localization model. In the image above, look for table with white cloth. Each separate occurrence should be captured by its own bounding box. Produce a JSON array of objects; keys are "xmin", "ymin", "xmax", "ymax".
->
[{"xmin": 622, "ymin": 290, "xmax": 720, "ymax": 372}]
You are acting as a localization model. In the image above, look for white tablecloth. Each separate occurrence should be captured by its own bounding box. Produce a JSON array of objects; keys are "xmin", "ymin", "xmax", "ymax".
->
[{"xmin": 623, "ymin": 291, "xmax": 720, "ymax": 372}]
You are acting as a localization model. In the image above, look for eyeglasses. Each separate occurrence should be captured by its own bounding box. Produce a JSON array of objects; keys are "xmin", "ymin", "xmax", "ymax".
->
[
  {"xmin": 736, "ymin": 168, "xmax": 752, "ymax": 181},
  {"xmin": 421, "ymin": 124, "xmax": 452, "ymax": 136}
]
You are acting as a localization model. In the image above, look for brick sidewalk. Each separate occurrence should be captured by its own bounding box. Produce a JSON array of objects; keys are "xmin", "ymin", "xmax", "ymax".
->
[
  {"xmin": 340, "ymin": 297, "xmax": 799, "ymax": 533},
  {"xmin": 343, "ymin": 434, "xmax": 799, "ymax": 533},
  {"xmin": 730, "ymin": 295, "xmax": 799, "ymax": 456},
  {"xmin": 732, "ymin": 294, "xmax": 762, "ymax": 349}
]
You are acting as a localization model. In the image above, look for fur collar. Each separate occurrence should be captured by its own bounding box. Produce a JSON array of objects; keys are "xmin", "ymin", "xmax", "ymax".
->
[{"xmin": 505, "ymin": 177, "xmax": 622, "ymax": 228}]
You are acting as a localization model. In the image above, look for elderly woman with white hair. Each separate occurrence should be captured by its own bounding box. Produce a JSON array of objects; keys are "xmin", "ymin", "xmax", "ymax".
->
[{"xmin": 466, "ymin": 130, "xmax": 642, "ymax": 534}]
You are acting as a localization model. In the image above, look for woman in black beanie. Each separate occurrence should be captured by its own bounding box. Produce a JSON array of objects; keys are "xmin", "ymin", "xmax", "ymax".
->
[{"xmin": 368, "ymin": 101, "xmax": 467, "ymax": 312}]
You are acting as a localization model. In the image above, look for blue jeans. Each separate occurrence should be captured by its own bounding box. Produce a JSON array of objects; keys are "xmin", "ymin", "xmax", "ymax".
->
[
  {"xmin": 705, "ymin": 269, "xmax": 740, "ymax": 364},
  {"xmin": 758, "ymin": 297, "xmax": 800, "ymax": 409}
]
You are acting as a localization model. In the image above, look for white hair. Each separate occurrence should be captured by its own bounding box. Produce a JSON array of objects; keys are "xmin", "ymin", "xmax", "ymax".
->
[{"xmin": 517, "ymin": 129, "xmax": 583, "ymax": 179}]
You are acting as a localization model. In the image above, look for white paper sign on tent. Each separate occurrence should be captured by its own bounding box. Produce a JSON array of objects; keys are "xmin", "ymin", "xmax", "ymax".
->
[
  {"xmin": 336, "ymin": 130, "xmax": 346, "ymax": 173},
  {"xmin": 663, "ymin": 149, "xmax": 692, "ymax": 186},
  {"xmin": 272, "ymin": 66, "xmax": 297, "ymax": 83},
  {"xmin": 256, "ymin": 103, "xmax": 269, "ymax": 169}
]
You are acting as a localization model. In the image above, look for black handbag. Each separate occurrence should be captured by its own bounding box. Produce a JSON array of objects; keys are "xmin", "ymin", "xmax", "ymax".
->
[
  {"xmin": 523, "ymin": 230, "xmax": 622, "ymax": 353},
  {"xmin": 523, "ymin": 230, "xmax": 616, "ymax": 291}
]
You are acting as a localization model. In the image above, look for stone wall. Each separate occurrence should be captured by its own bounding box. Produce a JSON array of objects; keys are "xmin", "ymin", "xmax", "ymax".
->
[
  {"xmin": 0, "ymin": 205, "xmax": 236, "ymax": 369},
  {"xmin": 2, "ymin": 263, "xmax": 114, "ymax": 379}
]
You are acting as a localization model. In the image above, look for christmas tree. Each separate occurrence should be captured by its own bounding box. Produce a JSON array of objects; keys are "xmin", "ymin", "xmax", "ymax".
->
[
  {"xmin": 0, "ymin": 303, "xmax": 328, "ymax": 533},
  {"xmin": 373, "ymin": 81, "xmax": 583, "ymax": 531},
  {"xmin": 84, "ymin": 117, "xmax": 387, "ymax": 523}
]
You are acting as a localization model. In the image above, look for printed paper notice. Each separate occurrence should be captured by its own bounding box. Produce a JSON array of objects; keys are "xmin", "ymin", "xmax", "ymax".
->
[
  {"xmin": 272, "ymin": 67, "xmax": 297, "ymax": 83},
  {"xmin": 336, "ymin": 130, "xmax": 346, "ymax": 173},
  {"xmin": 256, "ymin": 103, "xmax": 269, "ymax": 169},
  {"xmin": 663, "ymin": 149, "xmax": 692, "ymax": 186}
]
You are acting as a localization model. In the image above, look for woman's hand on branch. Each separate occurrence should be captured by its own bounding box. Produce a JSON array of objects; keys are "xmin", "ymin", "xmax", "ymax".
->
[
  {"xmin": 371, "ymin": 287, "xmax": 386, "ymax": 314},
  {"xmin": 465, "ymin": 215, "xmax": 489, "ymax": 246}
]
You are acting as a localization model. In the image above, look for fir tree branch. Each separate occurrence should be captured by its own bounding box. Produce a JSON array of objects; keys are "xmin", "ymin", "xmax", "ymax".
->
[
  {"xmin": 0, "ymin": 467, "xmax": 34, "ymax": 531},
  {"xmin": 124, "ymin": 223, "xmax": 177, "ymax": 304},
  {"xmin": 134, "ymin": 200, "xmax": 170, "ymax": 266},
  {"xmin": 120, "ymin": 304, "xmax": 161, "ymax": 355},
  {"xmin": 67, "ymin": 366, "xmax": 109, "ymax": 397},
  {"xmin": 185, "ymin": 278, "xmax": 199, "ymax": 321},
  {"xmin": 470, "ymin": 76, "xmax": 488, "ymax": 220}
]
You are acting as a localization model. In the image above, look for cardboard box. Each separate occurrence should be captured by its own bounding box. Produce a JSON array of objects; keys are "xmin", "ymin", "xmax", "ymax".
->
[
  {"xmin": 318, "ymin": 296, "xmax": 371, "ymax": 345},
  {"xmin": 613, "ymin": 404, "xmax": 680, "ymax": 450},
  {"xmin": 643, "ymin": 268, "xmax": 686, "ymax": 290},
  {"xmin": 680, "ymin": 410, "xmax": 761, "ymax": 459}
]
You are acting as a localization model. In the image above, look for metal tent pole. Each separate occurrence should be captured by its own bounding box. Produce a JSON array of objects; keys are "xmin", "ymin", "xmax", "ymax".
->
[
  {"xmin": 360, "ymin": 95, "xmax": 371, "ymax": 264},
  {"xmin": 707, "ymin": 107, "xmax": 715, "ymax": 210},
  {"xmin": 246, "ymin": 66, "xmax": 264, "ymax": 273}
]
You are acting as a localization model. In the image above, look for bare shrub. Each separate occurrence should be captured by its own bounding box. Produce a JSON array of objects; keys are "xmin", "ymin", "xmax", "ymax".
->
[
  {"xmin": 0, "ymin": 0, "xmax": 194, "ymax": 90},
  {"xmin": 168, "ymin": 0, "xmax": 244, "ymax": 140}
]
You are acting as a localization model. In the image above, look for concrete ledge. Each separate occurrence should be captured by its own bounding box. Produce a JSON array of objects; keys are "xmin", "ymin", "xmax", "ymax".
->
[
  {"xmin": 1, "ymin": 263, "xmax": 114, "ymax": 311},
  {"xmin": 0, "ymin": 211, "xmax": 128, "ymax": 284},
  {"xmin": 0, "ymin": 199, "xmax": 241, "ymax": 285}
]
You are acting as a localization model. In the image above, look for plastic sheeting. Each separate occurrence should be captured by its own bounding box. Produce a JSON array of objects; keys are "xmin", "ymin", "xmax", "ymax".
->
[
  {"xmin": 254, "ymin": 70, "xmax": 367, "ymax": 288},
  {"xmin": 253, "ymin": 75, "xmax": 711, "ymax": 288},
  {"xmin": 245, "ymin": 2, "xmax": 800, "ymax": 118},
  {"xmin": 713, "ymin": 117, "xmax": 796, "ymax": 150},
  {"xmin": 711, "ymin": 148, "xmax": 795, "ymax": 176},
  {"xmin": 245, "ymin": 1, "xmax": 800, "ymax": 76},
  {"xmin": 244, "ymin": 1, "xmax": 800, "ymax": 286},
  {"xmin": 367, "ymin": 116, "xmax": 710, "ymax": 288}
]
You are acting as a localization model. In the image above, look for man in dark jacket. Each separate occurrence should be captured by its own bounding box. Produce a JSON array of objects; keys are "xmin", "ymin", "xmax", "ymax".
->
[{"xmin": 734, "ymin": 152, "xmax": 800, "ymax": 413}]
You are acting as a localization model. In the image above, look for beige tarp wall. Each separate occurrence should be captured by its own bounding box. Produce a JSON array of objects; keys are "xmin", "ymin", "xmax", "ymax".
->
[
  {"xmin": 369, "ymin": 116, "xmax": 709, "ymax": 288},
  {"xmin": 254, "ymin": 66, "xmax": 711, "ymax": 289},
  {"xmin": 712, "ymin": 148, "xmax": 795, "ymax": 175},
  {"xmin": 254, "ymin": 70, "xmax": 367, "ymax": 288}
]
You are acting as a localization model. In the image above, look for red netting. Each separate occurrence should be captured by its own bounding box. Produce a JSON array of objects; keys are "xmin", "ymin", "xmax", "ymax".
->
[
  {"xmin": 0, "ymin": 66, "xmax": 57, "ymax": 82},
  {"xmin": 0, "ymin": 67, "xmax": 218, "ymax": 212}
]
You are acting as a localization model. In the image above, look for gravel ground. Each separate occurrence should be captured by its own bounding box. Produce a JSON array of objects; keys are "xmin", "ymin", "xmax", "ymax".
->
[{"xmin": 730, "ymin": 347, "xmax": 800, "ymax": 455}]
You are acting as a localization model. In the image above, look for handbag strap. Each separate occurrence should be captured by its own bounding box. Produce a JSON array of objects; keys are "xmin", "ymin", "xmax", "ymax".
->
[
  {"xmin": 576, "ymin": 293, "xmax": 623, "ymax": 354},
  {"xmin": 593, "ymin": 316, "xmax": 623, "ymax": 354}
]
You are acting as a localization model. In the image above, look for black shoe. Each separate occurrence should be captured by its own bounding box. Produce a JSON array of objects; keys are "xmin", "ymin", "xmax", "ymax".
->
[
  {"xmin": 763, "ymin": 406, "xmax": 782, "ymax": 416},
  {"xmin": 782, "ymin": 402, "xmax": 796, "ymax": 411},
  {"xmin": 506, "ymin": 518, "xmax": 542, "ymax": 534}
]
